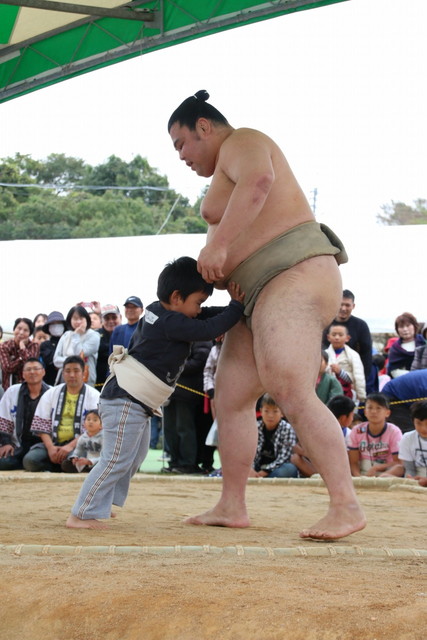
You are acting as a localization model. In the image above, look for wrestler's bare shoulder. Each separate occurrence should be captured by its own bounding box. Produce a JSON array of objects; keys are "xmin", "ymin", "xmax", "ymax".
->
[{"xmin": 221, "ymin": 127, "xmax": 279, "ymax": 153}]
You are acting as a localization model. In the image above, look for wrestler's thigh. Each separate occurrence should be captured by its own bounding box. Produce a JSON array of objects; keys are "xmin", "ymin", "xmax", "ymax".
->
[
  {"xmin": 251, "ymin": 255, "xmax": 342, "ymax": 392},
  {"xmin": 215, "ymin": 320, "xmax": 264, "ymax": 409}
]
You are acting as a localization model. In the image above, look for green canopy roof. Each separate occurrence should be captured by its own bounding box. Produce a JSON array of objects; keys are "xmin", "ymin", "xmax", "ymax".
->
[{"xmin": 0, "ymin": 0, "xmax": 347, "ymax": 103}]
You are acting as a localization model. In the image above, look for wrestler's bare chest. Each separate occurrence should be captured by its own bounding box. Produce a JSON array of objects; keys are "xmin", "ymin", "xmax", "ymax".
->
[{"xmin": 200, "ymin": 166, "xmax": 314, "ymax": 276}]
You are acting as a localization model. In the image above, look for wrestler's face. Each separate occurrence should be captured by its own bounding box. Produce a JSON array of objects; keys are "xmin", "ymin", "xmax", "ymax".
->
[
  {"xmin": 170, "ymin": 121, "xmax": 215, "ymax": 178},
  {"xmin": 337, "ymin": 297, "xmax": 355, "ymax": 322},
  {"xmin": 175, "ymin": 290, "xmax": 209, "ymax": 318}
]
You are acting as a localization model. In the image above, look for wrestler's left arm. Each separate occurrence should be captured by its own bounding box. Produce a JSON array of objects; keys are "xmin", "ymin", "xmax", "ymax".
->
[{"xmin": 198, "ymin": 131, "xmax": 275, "ymax": 283}]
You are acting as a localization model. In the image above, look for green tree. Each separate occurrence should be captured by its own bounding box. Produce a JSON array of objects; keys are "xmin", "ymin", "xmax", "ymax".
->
[{"xmin": 377, "ymin": 199, "xmax": 427, "ymax": 225}]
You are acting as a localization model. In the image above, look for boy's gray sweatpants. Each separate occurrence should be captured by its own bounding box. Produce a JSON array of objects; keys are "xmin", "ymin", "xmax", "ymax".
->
[{"xmin": 71, "ymin": 397, "xmax": 150, "ymax": 520}]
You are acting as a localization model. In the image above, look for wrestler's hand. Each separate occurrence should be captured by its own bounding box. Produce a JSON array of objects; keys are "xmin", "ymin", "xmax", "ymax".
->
[
  {"xmin": 227, "ymin": 281, "xmax": 245, "ymax": 303},
  {"xmin": 197, "ymin": 244, "xmax": 227, "ymax": 283}
]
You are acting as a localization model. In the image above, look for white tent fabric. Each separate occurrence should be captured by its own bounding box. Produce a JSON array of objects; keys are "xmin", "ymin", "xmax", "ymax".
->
[{"xmin": 0, "ymin": 225, "xmax": 424, "ymax": 333}]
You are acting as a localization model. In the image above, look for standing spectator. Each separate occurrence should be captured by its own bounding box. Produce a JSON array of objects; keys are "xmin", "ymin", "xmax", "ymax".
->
[
  {"xmin": 203, "ymin": 335, "xmax": 223, "ymax": 420},
  {"xmin": 33, "ymin": 313, "xmax": 48, "ymax": 329},
  {"xmin": 322, "ymin": 289, "xmax": 372, "ymax": 383},
  {"xmin": 163, "ymin": 340, "xmax": 212, "ymax": 474},
  {"xmin": 387, "ymin": 312, "xmax": 425, "ymax": 378},
  {"xmin": 96, "ymin": 304, "xmax": 121, "ymax": 387},
  {"xmin": 109, "ymin": 296, "xmax": 143, "ymax": 353},
  {"xmin": 23, "ymin": 356, "xmax": 100, "ymax": 472},
  {"xmin": 0, "ymin": 317, "xmax": 39, "ymax": 391},
  {"xmin": 39, "ymin": 311, "xmax": 67, "ymax": 386},
  {"xmin": 326, "ymin": 324, "xmax": 366, "ymax": 403},
  {"xmin": 54, "ymin": 305, "xmax": 100, "ymax": 387},
  {"xmin": 0, "ymin": 358, "xmax": 49, "ymax": 470}
]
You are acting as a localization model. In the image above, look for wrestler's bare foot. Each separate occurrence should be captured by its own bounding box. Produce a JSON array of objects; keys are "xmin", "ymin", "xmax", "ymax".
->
[
  {"xmin": 66, "ymin": 514, "xmax": 108, "ymax": 530},
  {"xmin": 184, "ymin": 506, "xmax": 250, "ymax": 528},
  {"xmin": 299, "ymin": 503, "xmax": 367, "ymax": 541}
]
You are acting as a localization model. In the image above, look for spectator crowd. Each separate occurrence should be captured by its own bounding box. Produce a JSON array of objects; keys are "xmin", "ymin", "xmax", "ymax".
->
[{"xmin": 0, "ymin": 288, "xmax": 426, "ymax": 486}]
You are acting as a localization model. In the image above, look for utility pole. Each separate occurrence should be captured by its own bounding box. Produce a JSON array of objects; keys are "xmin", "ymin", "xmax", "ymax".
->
[{"xmin": 310, "ymin": 187, "xmax": 318, "ymax": 216}]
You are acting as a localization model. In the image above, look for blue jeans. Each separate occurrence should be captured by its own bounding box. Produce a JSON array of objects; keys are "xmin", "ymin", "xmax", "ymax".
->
[{"xmin": 268, "ymin": 462, "xmax": 299, "ymax": 478}]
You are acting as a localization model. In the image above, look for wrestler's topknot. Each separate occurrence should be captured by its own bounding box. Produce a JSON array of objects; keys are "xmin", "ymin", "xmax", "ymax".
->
[
  {"xmin": 168, "ymin": 90, "xmax": 228, "ymax": 132},
  {"xmin": 194, "ymin": 89, "xmax": 209, "ymax": 102}
]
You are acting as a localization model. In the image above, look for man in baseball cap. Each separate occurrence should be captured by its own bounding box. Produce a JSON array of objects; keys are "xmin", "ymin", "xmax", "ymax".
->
[
  {"xmin": 96, "ymin": 305, "xmax": 122, "ymax": 386},
  {"xmin": 109, "ymin": 296, "xmax": 143, "ymax": 355}
]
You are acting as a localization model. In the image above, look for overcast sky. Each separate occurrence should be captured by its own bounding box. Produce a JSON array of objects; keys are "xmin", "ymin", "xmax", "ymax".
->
[{"xmin": 1, "ymin": 0, "xmax": 426, "ymax": 239}]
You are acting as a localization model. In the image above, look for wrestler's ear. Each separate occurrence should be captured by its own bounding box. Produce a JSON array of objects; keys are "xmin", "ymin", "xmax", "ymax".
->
[{"xmin": 196, "ymin": 117, "xmax": 212, "ymax": 138}]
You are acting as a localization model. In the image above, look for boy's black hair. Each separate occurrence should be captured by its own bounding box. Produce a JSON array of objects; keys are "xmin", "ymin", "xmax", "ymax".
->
[
  {"xmin": 365, "ymin": 392, "xmax": 390, "ymax": 410},
  {"xmin": 157, "ymin": 256, "xmax": 214, "ymax": 303},
  {"xmin": 168, "ymin": 90, "xmax": 229, "ymax": 132},
  {"xmin": 410, "ymin": 400, "xmax": 427, "ymax": 422},
  {"xmin": 260, "ymin": 393, "xmax": 279, "ymax": 408},
  {"xmin": 86, "ymin": 409, "xmax": 100, "ymax": 419},
  {"xmin": 327, "ymin": 395, "xmax": 355, "ymax": 418},
  {"xmin": 63, "ymin": 355, "xmax": 85, "ymax": 371}
]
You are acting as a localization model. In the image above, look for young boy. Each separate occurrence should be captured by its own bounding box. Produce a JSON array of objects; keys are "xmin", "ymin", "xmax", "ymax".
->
[
  {"xmin": 347, "ymin": 393, "xmax": 402, "ymax": 477},
  {"xmin": 291, "ymin": 395, "xmax": 355, "ymax": 477},
  {"xmin": 326, "ymin": 324, "xmax": 366, "ymax": 403},
  {"xmin": 390, "ymin": 401, "xmax": 427, "ymax": 485},
  {"xmin": 251, "ymin": 394, "xmax": 298, "ymax": 478},
  {"xmin": 69, "ymin": 410, "xmax": 103, "ymax": 473},
  {"xmin": 66, "ymin": 257, "xmax": 244, "ymax": 529}
]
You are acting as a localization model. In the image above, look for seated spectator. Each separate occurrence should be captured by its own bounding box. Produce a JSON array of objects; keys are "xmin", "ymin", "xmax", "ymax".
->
[
  {"xmin": 0, "ymin": 358, "xmax": 49, "ymax": 470},
  {"xmin": 382, "ymin": 369, "xmax": 427, "ymax": 433},
  {"xmin": 384, "ymin": 401, "xmax": 427, "ymax": 481},
  {"xmin": 39, "ymin": 311, "xmax": 67, "ymax": 386},
  {"xmin": 411, "ymin": 323, "xmax": 427, "ymax": 371},
  {"xmin": 64, "ymin": 409, "xmax": 103, "ymax": 473},
  {"xmin": 291, "ymin": 395, "xmax": 355, "ymax": 477},
  {"xmin": 326, "ymin": 324, "xmax": 366, "ymax": 403},
  {"xmin": 54, "ymin": 305, "xmax": 100, "ymax": 387},
  {"xmin": 109, "ymin": 296, "xmax": 143, "ymax": 353},
  {"xmin": 23, "ymin": 356, "xmax": 100, "ymax": 472},
  {"xmin": 95, "ymin": 304, "xmax": 121, "ymax": 388},
  {"xmin": 347, "ymin": 393, "xmax": 402, "ymax": 476},
  {"xmin": 250, "ymin": 393, "xmax": 298, "ymax": 478},
  {"xmin": 387, "ymin": 312, "xmax": 425, "ymax": 378},
  {"xmin": 33, "ymin": 326, "xmax": 50, "ymax": 346},
  {"xmin": 0, "ymin": 317, "xmax": 39, "ymax": 391},
  {"xmin": 315, "ymin": 350, "xmax": 343, "ymax": 404}
]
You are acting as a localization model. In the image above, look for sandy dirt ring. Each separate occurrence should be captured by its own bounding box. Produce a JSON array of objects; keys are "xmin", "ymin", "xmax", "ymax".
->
[{"xmin": 1, "ymin": 473, "xmax": 426, "ymax": 640}]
